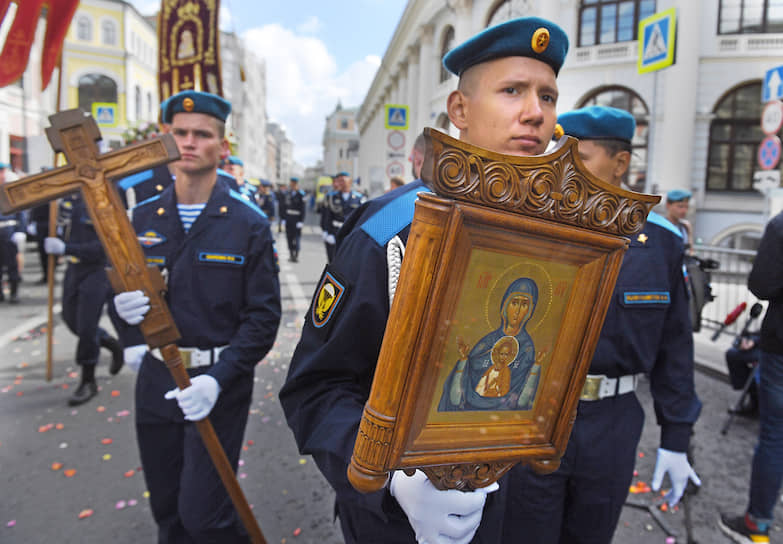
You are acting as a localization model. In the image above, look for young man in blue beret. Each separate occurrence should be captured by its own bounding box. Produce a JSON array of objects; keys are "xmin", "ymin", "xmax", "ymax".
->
[
  {"xmin": 503, "ymin": 105, "xmax": 701, "ymax": 543},
  {"xmin": 283, "ymin": 176, "xmax": 306, "ymax": 262},
  {"xmin": 280, "ymin": 17, "xmax": 567, "ymax": 544},
  {"xmin": 665, "ymin": 188, "xmax": 693, "ymax": 250},
  {"xmin": 111, "ymin": 90, "xmax": 281, "ymax": 542},
  {"xmin": 320, "ymin": 171, "xmax": 366, "ymax": 262}
]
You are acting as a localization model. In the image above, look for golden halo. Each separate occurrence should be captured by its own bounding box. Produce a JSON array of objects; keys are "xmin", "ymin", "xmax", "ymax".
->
[{"xmin": 484, "ymin": 261, "xmax": 553, "ymax": 334}]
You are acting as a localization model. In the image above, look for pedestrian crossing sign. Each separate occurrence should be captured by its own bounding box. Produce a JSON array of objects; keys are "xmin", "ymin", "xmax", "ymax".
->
[
  {"xmin": 92, "ymin": 102, "xmax": 118, "ymax": 127},
  {"xmin": 385, "ymin": 104, "xmax": 409, "ymax": 130},
  {"xmin": 637, "ymin": 8, "xmax": 676, "ymax": 75}
]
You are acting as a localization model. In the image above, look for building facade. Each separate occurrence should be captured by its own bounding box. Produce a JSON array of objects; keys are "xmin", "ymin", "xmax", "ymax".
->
[
  {"xmin": 322, "ymin": 102, "xmax": 360, "ymax": 180},
  {"xmin": 267, "ymin": 122, "xmax": 294, "ymax": 186},
  {"xmin": 357, "ymin": 0, "xmax": 783, "ymax": 248},
  {"xmin": 63, "ymin": 0, "xmax": 159, "ymax": 150}
]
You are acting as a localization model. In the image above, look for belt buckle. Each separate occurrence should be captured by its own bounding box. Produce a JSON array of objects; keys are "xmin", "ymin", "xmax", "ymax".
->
[
  {"xmin": 580, "ymin": 376, "xmax": 602, "ymax": 401},
  {"xmin": 180, "ymin": 350, "xmax": 192, "ymax": 369}
]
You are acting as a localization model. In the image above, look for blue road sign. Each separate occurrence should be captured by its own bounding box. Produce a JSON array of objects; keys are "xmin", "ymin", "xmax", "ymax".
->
[
  {"xmin": 758, "ymin": 135, "xmax": 782, "ymax": 171},
  {"xmin": 763, "ymin": 65, "xmax": 783, "ymax": 103},
  {"xmin": 638, "ymin": 8, "xmax": 676, "ymax": 74},
  {"xmin": 385, "ymin": 104, "xmax": 409, "ymax": 130}
]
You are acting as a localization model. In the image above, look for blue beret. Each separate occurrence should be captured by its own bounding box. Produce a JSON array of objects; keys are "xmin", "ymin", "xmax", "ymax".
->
[
  {"xmin": 0, "ymin": 162, "xmax": 8, "ymax": 170},
  {"xmin": 667, "ymin": 189, "xmax": 692, "ymax": 202},
  {"xmin": 227, "ymin": 156, "xmax": 244, "ymax": 167},
  {"xmin": 260, "ymin": 179, "xmax": 272, "ymax": 187},
  {"xmin": 290, "ymin": 177, "xmax": 300, "ymax": 183},
  {"xmin": 443, "ymin": 17, "xmax": 568, "ymax": 76},
  {"xmin": 558, "ymin": 106, "xmax": 636, "ymax": 143},
  {"xmin": 161, "ymin": 90, "xmax": 231, "ymax": 124},
  {"xmin": 336, "ymin": 171, "xmax": 350, "ymax": 177}
]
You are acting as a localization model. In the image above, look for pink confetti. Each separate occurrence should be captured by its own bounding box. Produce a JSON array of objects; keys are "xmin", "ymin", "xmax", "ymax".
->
[
  {"xmin": 128, "ymin": 499, "xmax": 138, "ymax": 506},
  {"xmin": 239, "ymin": 473, "xmax": 247, "ymax": 479},
  {"xmin": 115, "ymin": 501, "xmax": 126, "ymax": 510},
  {"xmin": 6, "ymin": 520, "xmax": 15, "ymax": 527},
  {"xmin": 116, "ymin": 410, "xmax": 130, "ymax": 417}
]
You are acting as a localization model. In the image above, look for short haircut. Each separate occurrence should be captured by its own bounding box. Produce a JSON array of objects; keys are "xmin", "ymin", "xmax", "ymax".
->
[
  {"xmin": 413, "ymin": 133, "xmax": 426, "ymax": 153},
  {"xmin": 591, "ymin": 138, "xmax": 631, "ymax": 157}
]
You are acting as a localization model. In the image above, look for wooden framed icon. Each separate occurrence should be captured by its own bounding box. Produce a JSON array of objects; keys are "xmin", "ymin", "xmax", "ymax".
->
[{"xmin": 348, "ymin": 128, "xmax": 660, "ymax": 492}]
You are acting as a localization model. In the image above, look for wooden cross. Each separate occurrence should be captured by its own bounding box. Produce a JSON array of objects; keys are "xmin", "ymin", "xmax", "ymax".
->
[{"xmin": 0, "ymin": 109, "xmax": 267, "ymax": 544}]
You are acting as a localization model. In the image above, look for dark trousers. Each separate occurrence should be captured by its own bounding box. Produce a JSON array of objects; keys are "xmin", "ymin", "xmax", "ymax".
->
[
  {"xmin": 503, "ymin": 392, "xmax": 644, "ymax": 544},
  {"xmin": 0, "ymin": 238, "xmax": 19, "ymax": 285},
  {"xmin": 135, "ymin": 386, "xmax": 252, "ymax": 543},
  {"xmin": 285, "ymin": 223, "xmax": 301, "ymax": 255},
  {"xmin": 61, "ymin": 265, "xmax": 112, "ymax": 366}
]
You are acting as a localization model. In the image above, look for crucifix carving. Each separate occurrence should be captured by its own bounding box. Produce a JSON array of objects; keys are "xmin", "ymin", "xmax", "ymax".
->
[{"xmin": 0, "ymin": 109, "xmax": 266, "ymax": 543}]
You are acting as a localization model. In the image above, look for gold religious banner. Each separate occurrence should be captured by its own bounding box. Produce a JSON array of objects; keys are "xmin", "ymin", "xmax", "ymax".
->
[
  {"xmin": 348, "ymin": 128, "xmax": 660, "ymax": 493},
  {"xmin": 158, "ymin": 0, "xmax": 223, "ymax": 101}
]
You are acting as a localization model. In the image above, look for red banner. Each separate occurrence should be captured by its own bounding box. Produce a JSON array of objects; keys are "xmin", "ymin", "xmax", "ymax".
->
[
  {"xmin": 158, "ymin": 0, "xmax": 223, "ymax": 101},
  {"xmin": 0, "ymin": 0, "xmax": 78, "ymax": 89}
]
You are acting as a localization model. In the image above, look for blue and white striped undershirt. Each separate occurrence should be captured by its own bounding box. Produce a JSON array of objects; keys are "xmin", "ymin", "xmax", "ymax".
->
[{"xmin": 177, "ymin": 203, "xmax": 206, "ymax": 232}]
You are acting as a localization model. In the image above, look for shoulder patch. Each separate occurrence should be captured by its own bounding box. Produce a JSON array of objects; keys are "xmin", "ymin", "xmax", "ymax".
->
[
  {"xmin": 217, "ymin": 168, "xmax": 236, "ymax": 180},
  {"xmin": 361, "ymin": 186, "xmax": 431, "ymax": 246},
  {"xmin": 646, "ymin": 211, "xmax": 683, "ymax": 239},
  {"xmin": 311, "ymin": 268, "xmax": 348, "ymax": 331},
  {"xmin": 117, "ymin": 169, "xmax": 154, "ymax": 190},
  {"xmin": 229, "ymin": 190, "xmax": 267, "ymax": 218},
  {"xmin": 138, "ymin": 230, "xmax": 167, "ymax": 248},
  {"xmin": 198, "ymin": 251, "xmax": 246, "ymax": 265},
  {"xmin": 622, "ymin": 291, "xmax": 671, "ymax": 305}
]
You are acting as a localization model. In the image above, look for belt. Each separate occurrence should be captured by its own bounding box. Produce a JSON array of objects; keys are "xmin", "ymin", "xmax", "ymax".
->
[
  {"xmin": 0, "ymin": 220, "xmax": 17, "ymax": 228},
  {"xmin": 150, "ymin": 346, "xmax": 228, "ymax": 369},
  {"xmin": 332, "ymin": 220, "xmax": 344, "ymax": 228},
  {"xmin": 286, "ymin": 210, "xmax": 301, "ymax": 216},
  {"xmin": 580, "ymin": 373, "xmax": 640, "ymax": 401}
]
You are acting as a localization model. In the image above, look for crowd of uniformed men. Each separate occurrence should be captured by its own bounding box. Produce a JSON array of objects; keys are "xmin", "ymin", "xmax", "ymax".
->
[{"xmin": 1, "ymin": 13, "xmax": 780, "ymax": 544}]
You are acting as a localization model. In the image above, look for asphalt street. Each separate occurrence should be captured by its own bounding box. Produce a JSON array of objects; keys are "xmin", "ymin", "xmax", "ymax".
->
[{"xmin": 0, "ymin": 226, "xmax": 781, "ymax": 543}]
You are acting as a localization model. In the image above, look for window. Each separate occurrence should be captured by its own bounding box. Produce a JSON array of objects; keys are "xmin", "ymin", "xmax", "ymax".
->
[
  {"xmin": 78, "ymin": 73, "xmax": 117, "ymax": 112},
  {"xmin": 718, "ymin": 0, "xmax": 783, "ymax": 34},
  {"xmin": 486, "ymin": 0, "xmax": 533, "ymax": 27},
  {"xmin": 147, "ymin": 91, "xmax": 153, "ymax": 119},
  {"xmin": 706, "ymin": 82, "xmax": 772, "ymax": 192},
  {"xmin": 101, "ymin": 20, "xmax": 116, "ymax": 45},
  {"xmin": 76, "ymin": 15, "xmax": 92, "ymax": 41},
  {"xmin": 439, "ymin": 26, "xmax": 455, "ymax": 84},
  {"xmin": 578, "ymin": 0, "xmax": 655, "ymax": 47},
  {"xmin": 340, "ymin": 118, "xmax": 349, "ymax": 129},
  {"xmin": 579, "ymin": 86, "xmax": 649, "ymax": 192},
  {"xmin": 135, "ymin": 85, "xmax": 142, "ymax": 120}
]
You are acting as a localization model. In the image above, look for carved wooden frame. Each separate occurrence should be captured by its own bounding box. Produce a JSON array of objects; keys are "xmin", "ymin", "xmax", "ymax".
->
[{"xmin": 347, "ymin": 128, "xmax": 660, "ymax": 493}]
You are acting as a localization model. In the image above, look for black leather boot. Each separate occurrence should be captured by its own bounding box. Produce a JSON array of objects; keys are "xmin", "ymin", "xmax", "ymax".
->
[{"xmin": 100, "ymin": 334, "xmax": 124, "ymax": 375}]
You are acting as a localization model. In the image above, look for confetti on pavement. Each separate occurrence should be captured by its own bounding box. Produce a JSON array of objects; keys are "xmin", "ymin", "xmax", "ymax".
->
[
  {"xmin": 7, "ymin": 520, "xmax": 15, "ymax": 527},
  {"xmin": 101, "ymin": 438, "xmax": 113, "ymax": 445},
  {"xmin": 77, "ymin": 509, "xmax": 93, "ymax": 520},
  {"xmin": 64, "ymin": 469, "xmax": 77, "ymax": 478},
  {"xmin": 51, "ymin": 462, "xmax": 63, "ymax": 471}
]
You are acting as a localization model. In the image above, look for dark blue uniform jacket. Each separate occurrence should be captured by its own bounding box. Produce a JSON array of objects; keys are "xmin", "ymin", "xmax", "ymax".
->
[
  {"xmin": 590, "ymin": 211, "xmax": 701, "ymax": 451},
  {"xmin": 120, "ymin": 179, "xmax": 281, "ymax": 422},
  {"xmin": 320, "ymin": 190, "xmax": 366, "ymax": 236}
]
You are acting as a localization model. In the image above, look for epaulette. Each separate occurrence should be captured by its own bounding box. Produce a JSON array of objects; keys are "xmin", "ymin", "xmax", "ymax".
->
[
  {"xmin": 229, "ymin": 189, "xmax": 267, "ymax": 218},
  {"xmin": 217, "ymin": 168, "xmax": 236, "ymax": 180},
  {"xmin": 134, "ymin": 194, "xmax": 163, "ymax": 210},
  {"xmin": 361, "ymin": 186, "xmax": 431, "ymax": 246},
  {"xmin": 646, "ymin": 211, "xmax": 683, "ymax": 239}
]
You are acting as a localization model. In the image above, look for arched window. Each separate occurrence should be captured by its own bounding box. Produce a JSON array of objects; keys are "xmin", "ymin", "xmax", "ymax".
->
[
  {"xmin": 101, "ymin": 20, "xmax": 116, "ymax": 45},
  {"xmin": 718, "ymin": 0, "xmax": 783, "ymax": 34},
  {"xmin": 76, "ymin": 15, "xmax": 92, "ymax": 41},
  {"xmin": 439, "ymin": 26, "xmax": 455, "ymax": 84},
  {"xmin": 147, "ymin": 91, "xmax": 153, "ymax": 119},
  {"xmin": 78, "ymin": 74, "xmax": 118, "ymax": 112},
  {"xmin": 486, "ymin": 0, "xmax": 533, "ymax": 27},
  {"xmin": 706, "ymin": 81, "xmax": 772, "ymax": 192},
  {"xmin": 578, "ymin": 0, "xmax": 656, "ymax": 47},
  {"xmin": 579, "ymin": 86, "xmax": 649, "ymax": 192}
]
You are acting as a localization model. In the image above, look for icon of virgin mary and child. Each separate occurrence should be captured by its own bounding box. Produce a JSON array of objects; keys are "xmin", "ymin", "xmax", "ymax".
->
[{"xmin": 438, "ymin": 277, "xmax": 541, "ymax": 412}]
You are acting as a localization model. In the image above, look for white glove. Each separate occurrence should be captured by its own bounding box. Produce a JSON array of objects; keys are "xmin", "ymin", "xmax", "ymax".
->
[
  {"xmin": 43, "ymin": 236, "xmax": 65, "ymax": 255},
  {"xmin": 26, "ymin": 223, "xmax": 37, "ymax": 237},
  {"xmin": 651, "ymin": 448, "xmax": 701, "ymax": 506},
  {"xmin": 325, "ymin": 234, "xmax": 336, "ymax": 245},
  {"xmin": 12, "ymin": 231, "xmax": 26, "ymax": 248},
  {"xmin": 123, "ymin": 345, "xmax": 147, "ymax": 372},
  {"xmin": 114, "ymin": 290, "xmax": 150, "ymax": 325},
  {"xmin": 296, "ymin": 221, "xmax": 303, "ymax": 229},
  {"xmin": 321, "ymin": 231, "xmax": 329, "ymax": 241},
  {"xmin": 390, "ymin": 469, "xmax": 499, "ymax": 544},
  {"xmin": 281, "ymin": 220, "xmax": 286, "ymax": 228},
  {"xmin": 164, "ymin": 375, "xmax": 221, "ymax": 421}
]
